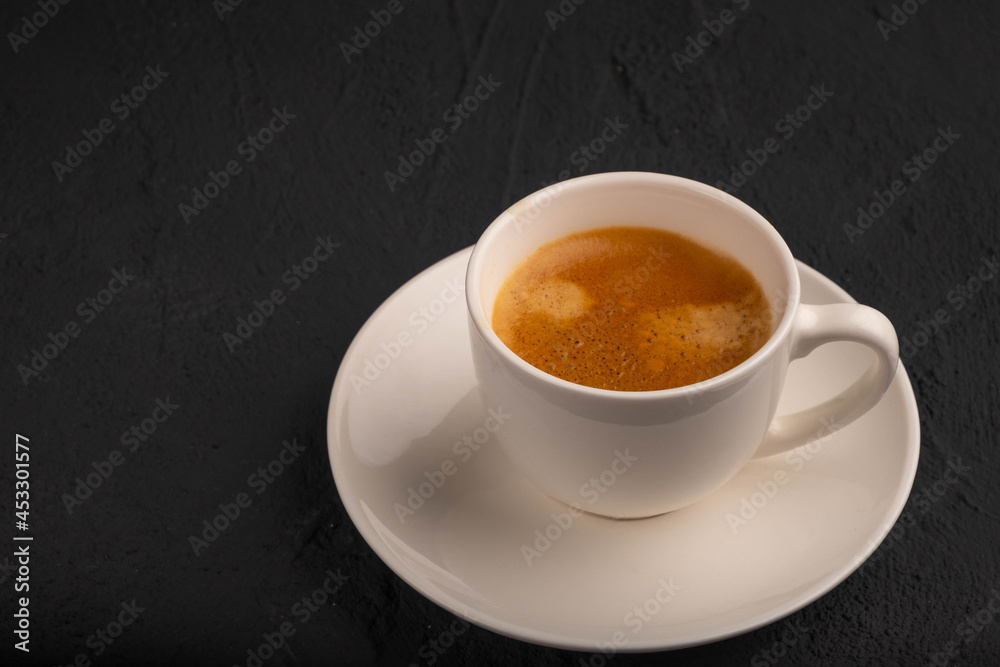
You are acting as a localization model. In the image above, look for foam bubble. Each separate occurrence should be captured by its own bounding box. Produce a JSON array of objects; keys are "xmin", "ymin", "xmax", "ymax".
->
[{"xmin": 521, "ymin": 278, "xmax": 591, "ymax": 320}]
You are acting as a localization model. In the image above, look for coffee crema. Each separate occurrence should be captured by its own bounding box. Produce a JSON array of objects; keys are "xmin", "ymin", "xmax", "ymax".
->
[{"xmin": 491, "ymin": 226, "xmax": 772, "ymax": 391}]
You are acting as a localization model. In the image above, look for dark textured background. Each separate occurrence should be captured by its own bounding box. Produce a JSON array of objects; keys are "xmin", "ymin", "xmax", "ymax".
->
[{"xmin": 2, "ymin": 0, "xmax": 998, "ymax": 665}]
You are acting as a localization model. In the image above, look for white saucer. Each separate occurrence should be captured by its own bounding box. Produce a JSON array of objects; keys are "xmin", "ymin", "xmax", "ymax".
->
[{"xmin": 326, "ymin": 247, "xmax": 919, "ymax": 652}]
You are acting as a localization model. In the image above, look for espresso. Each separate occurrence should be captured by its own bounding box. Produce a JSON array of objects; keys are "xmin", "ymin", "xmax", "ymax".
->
[{"xmin": 491, "ymin": 226, "xmax": 772, "ymax": 391}]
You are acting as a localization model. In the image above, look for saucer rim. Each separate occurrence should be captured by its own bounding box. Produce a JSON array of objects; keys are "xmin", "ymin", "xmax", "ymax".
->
[{"xmin": 326, "ymin": 247, "xmax": 921, "ymax": 652}]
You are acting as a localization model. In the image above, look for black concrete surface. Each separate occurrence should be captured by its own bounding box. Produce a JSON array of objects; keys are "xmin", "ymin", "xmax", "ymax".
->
[{"xmin": 1, "ymin": 0, "xmax": 998, "ymax": 665}]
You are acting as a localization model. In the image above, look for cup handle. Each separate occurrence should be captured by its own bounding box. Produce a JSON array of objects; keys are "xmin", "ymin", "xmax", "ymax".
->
[{"xmin": 752, "ymin": 303, "xmax": 899, "ymax": 459}]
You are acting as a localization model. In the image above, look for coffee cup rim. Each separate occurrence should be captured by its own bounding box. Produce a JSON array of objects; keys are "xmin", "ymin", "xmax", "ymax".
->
[{"xmin": 466, "ymin": 171, "xmax": 801, "ymax": 401}]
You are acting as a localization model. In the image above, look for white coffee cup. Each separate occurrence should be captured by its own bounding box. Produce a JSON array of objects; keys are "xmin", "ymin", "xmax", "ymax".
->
[{"xmin": 465, "ymin": 172, "xmax": 899, "ymax": 519}]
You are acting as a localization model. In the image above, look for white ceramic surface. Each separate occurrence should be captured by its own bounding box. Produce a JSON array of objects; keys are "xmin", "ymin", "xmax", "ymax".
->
[
  {"xmin": 326, "ymin": 247, "xmax": 920, "ymax": 652},
  {"xmin": 466, "ymin": 172, "xmax": 899, "ymax": 517}
]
